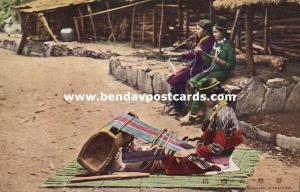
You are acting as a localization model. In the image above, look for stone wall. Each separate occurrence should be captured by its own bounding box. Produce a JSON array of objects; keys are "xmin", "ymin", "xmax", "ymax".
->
[
  {"xmin": 0, "ymin": 38, "xmax": 111, "ymax": 59},
  {"xmin": 110, "ymin": 57, "xmax": 300, "ymax": 116}
]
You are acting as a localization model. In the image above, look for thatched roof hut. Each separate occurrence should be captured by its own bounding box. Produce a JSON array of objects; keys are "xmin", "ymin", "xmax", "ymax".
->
[
  {"xmin": 212, "ymin": 0, "xmax": 300, "ymax": 75},
  {"xmin": 15, "ymin": 0, "xmax": 214, "ymax": 53},
  {"xmin": 15, "ymin": 0, "xmax": 96, "ymax": 13},
  {"xmin": 213, "ymin": 0, "xmax": 300, "ymax": 9}
]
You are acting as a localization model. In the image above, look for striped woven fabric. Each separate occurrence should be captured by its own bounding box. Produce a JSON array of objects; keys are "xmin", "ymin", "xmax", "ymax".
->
[{"xmin": 110, "ymin": 113, "xmax": 194, "ymax": 152}]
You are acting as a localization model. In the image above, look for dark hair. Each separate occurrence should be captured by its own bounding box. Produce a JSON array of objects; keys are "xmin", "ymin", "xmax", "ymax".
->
[
  {"xmin": 213, "ymin": 21, "xmax": 229, "ymax": 39},
  {"xmin": 197, "ymin": 19, "xmax": 213, "ymax": 36}
]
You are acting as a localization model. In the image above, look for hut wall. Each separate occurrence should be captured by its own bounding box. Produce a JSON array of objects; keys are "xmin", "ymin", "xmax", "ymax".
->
[
  {"xmin": 132, "ymin": 0, "xmax": 211, "ymax": 46},
  {"xmin": 215, "ymin": 3, "xmax": 300, "ymax": 59}
]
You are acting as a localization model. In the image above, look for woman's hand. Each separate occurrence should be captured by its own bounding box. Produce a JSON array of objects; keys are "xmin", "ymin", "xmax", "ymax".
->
[
  {"xmin": 174, "ymin": 149, "xmax": 196, "ymax": 158},
  {"xmin": 194, "ymin": 46, "xmax": 203, "ymax": 54},
  {"xmin": 213, "ymin": 56, "xmax": 226, "ymax": 66}
]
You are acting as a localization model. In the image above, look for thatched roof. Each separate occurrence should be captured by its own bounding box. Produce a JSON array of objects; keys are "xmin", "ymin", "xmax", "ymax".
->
[
  {"xmin": 214, "ymin": 0, "xmax": 300, "ymax": 9},
  {"xmin": 15, "ymin": 0, "xmax": 96, "ymax": 13}
]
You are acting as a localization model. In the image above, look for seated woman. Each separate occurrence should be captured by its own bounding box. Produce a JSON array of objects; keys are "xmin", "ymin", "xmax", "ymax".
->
[
  {"xmin": 164, "ymin": 79, "xmax": 243, "ymax": 175},
  {"xmin": 166, "ymin": 19, "xmax": 215, "ymax": 115},
  {"xmin": 180, "ymin": 22, "xmax": 236, "ymax": 125},
  {"xmin": 110, "ymin": 79, "xmax": 243, "ymax": 176}
]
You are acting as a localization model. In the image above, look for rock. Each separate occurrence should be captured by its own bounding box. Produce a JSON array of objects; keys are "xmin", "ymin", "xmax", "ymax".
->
[
  {"xmin": 286, "ymin": 83, "xmax": 295, "ymax": 97},
  {"xmin": 289, "ymin": 137, "xmax": 300, "ymax": 154},
  {"xmin": 275, "ymin": 146, "xmax": 282, "ymax": 151},
  {"xmin": 161, "ymin": 75, "xmax": 171, "ymax": 94},
  {"xmin": 126, "ymin": 66, "xmax": 138, "ymax": 87},
  {"xmin": 223, "ymin": 84, "xmax": 242, "ymax": 94},
  {"xmin": 41, "ymin": 42, "xmax": 52, "ymax": 57},
  {"xmin": 109, "ymin": 59, "xmax": 121, "ymax": 77},
  {"xmin": 292, "ymin": 75, "xmax": 300, "ymax": 82},
  {"xmin": 238, "ymin": 121, "xmax": 257, "ymax": 140},
  {"xmin": 115, "ymin": 64, "xmax": 127, "ymax": 82},
  {"xmin": 276, "ymin": 134, "xmax": 290, "ymax": 150},
  {"xmin": 266, "ymin": 78, "xmax": 289, "ymax": 88},
  {"xmin": 256, "ymin": 128, "xmax": 273, "ymax": 144},
  {"xmin": 239, "ymin": 78, "xmax": 251, "ymax": 88},
  {"xmin": 276, "ymin": 134, "xmax": 300, "ymax": 154},
  {"xmin": 284, "ymin": 82, "xmax": 300, "ymax": 111},
  {"xmin": 137, "ymin": 68, "xmax": 154, "ymax": 94},
  {"xmin": 153, "ymin": 72, "xmax": 167, "ymax": 94},
  {"xmin": 235, "ymin": 78, "xmax": 266, "ymax": 117},
  {"xmin": 262, "ymin": 86, "xmax": 286, "ymax": 113}
]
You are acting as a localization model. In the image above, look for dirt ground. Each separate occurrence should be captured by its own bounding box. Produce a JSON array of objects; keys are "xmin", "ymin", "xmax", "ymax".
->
[{"xmin": 0, "ymin": 48, "xmax": 299, "ymax": 192}]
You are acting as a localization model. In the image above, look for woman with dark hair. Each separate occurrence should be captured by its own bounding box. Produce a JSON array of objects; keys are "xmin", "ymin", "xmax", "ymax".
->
[
  {"xmin": 166, "ymin": 19, "xmax": 215, "ymax": 115},
  {"xmin": 180, "ymin": 21, "xmax": 236, "ymax": 125}
]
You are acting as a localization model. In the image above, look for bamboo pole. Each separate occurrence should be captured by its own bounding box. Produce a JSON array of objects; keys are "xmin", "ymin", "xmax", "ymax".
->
[
  {"xmin": 131, "ymin": 6, "xmax": 136, "ymax": 48},
  {"xmin": 77, "ymin": 0, "xmax": 153, "ymax": 19},
  {"xmin": 105, "ymin": 1, "xmax": 116, "ymax": 41},
  {"xmin": 245, "ymin": 6, "xmax": 256, "ymax": 76},
  {"xmin": 77, "ymin": 7, "xmax": 85, "ymax": 35},
  {"xmin": 152, "ymin": 6, "xmax": 157, "ymax": 45},
  {"xmin": 263, "ymin": 7, "xmax": 269, "ymax": 55},
  {"xmin": 38, "ymin": 13, "xmax": 58, "ymax": 43},
  {"xmin": 142, "ymin": 12, "xmax": 146, "ymax": 44},
  {"xmin": 159, "ymin": 0, "xmax": 164, "ymax": 52},
  {"xmin": 73, "ymin": 17, "xmax": 81, "ymax": 42},
  {"xmin": 209, "ymin": 0, "xmax": 213, "ymax": 23},
  {"xmin": 230, "ymin": 8, "xmax": 241, "ymax": 42},
  {"xmin": 185, "ymin": 0, "xmax": 190, "ymax": 39},
  {"xmin": 87, "ymin": 4, "xmax": 97, "ymax": 40},
  {"xmin": 178, "ymin": 0, "xmax": 183, "ymax": 41}
]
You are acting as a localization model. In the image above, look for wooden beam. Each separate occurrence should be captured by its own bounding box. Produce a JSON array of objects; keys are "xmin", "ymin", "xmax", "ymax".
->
[
  {"xmin": 38, "ymin": 13, "xmax": 58, "ymax": 43},
  {"xmin": 70, "ymin": 172, "xmax": 150, "ymax": 183},
  {"xmin": 156, "ymin": 4, "xmax": 179, "ymax": 7},
  {"xmin": 77, "ymin": 7, "xmax": 85, "ymax": 35},
  {"xmin": 230, "ymin": 8, "xmax": 241, "ymax": 42},
  {"xmin": 77, "ymin": 0, "xmax": 153, "ymax": 19},
  {"xmin": 245, "ymin": 6, "xmax": 256, "ymax": 76},
  {"xmin": 263, "ymin": 7, "xmax": 269, "ymax": 55},
  {"xmin": 73, "ymin": 17, "xmax": 81, "ymax": 42},
  {"xmin": 131, "ymin": 6, "xmax": 136, "ymax": 48},
  {"xmin": 105, "ymin": 1, "xmax": 116, "ymax": 41},
  {"xmin": 159, "ymin": 0, "xmax": 164, "ymax": 52},
  {"xmin": 87, "ymin": 4, "xmax": 97, "ymax": 40}
]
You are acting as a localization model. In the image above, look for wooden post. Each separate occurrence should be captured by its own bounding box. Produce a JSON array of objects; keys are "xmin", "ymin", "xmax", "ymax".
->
[
  {"xmin": 230, "ymin": 8, "xmax": 241, "ymax": 42},
  {"xmin": 73, "ymin": 17, "xmax": 81, "ymax": 42},
  {"xmin": 77, "ymin": 7, "xmax": 85, "ymax": 35},
  {"xmin": 264, "ymin": 7, "xmax": 269, "ymax": 55},
  {"xmin": 87, "ymin": 4, "xmax": 97, "ymax": 40},
  {"xmin": 36, "ymin": 16, "xmax": 41, "ymax": 37},
  {"xmin": 209, "ymin": 0, "xmax": 213, "ymax": 23},
  {"xmin": 185, "ymin": 0, "xmax": 190, "ymax": 39},
  {"xmin": 142, "ymin": 12, "xmax": 146, "ymax": 44},
  {"xmin": 17, "ymin": 14, "xmax": 29, "ymax": 55},
  {"xmin": 245, "ymin": 6, "xmax": 256, "ymax": 76},
  {"xmin": 235, "ymin": 20, "xmax": 241, "ymax": 49},
  {"xmin": 152, "ymin": 6, "xmax": 157, "ymax": 45},
  {"xmin": 159, "ymin": 0, "xmax": 164, "ymax": 52},
  {"xmin": 131, "ymin": 6, "xmax": 136, "ymax": 48},
  {"xmin": 105, "ymin": 1, "xmax": 116, "ymax": 41},
  {"xmin": 38, "ymin": 13, "xmax": 58, "ymax": 43},
  {"xmin": 178, "ymin": 0, "xmax": 183, "ymax": 41}
]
